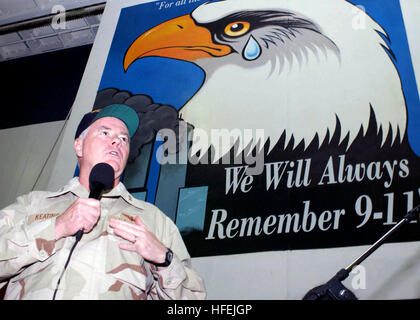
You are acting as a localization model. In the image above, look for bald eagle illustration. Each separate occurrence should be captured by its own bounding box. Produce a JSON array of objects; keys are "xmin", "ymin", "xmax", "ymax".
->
[
  {"xmin": 123, "ymin": 0, "xmax": 407, "ymax": 163},
  {"xmin": 112, "ymin": 0, "xmax": 420, "ymax": 258}
]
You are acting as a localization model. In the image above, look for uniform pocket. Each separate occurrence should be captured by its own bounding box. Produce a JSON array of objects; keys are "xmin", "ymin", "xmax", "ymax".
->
[
  {"xmin": 103, "ymin": 236, "xmax": 154, "ymax": 299},
  {"xmin": 8, "ymin": 260, "xmax": 54, "ymax": 299}
]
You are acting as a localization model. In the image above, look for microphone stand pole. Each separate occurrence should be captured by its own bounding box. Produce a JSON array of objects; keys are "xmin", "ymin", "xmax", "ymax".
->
[{"xmin": 303, "ymin": 204, "xmax": 420, "ymax": 300}]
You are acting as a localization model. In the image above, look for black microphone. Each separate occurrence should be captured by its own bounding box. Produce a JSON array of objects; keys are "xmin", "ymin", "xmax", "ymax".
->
[{"xmin": 75, "ymin": 162, "xmax": 115, "ymax": 241}]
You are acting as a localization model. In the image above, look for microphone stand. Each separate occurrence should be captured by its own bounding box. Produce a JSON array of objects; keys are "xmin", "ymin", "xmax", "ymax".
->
[{"xmin": 303, "ymin": 204, "xmax": 420, "ymax": 300}]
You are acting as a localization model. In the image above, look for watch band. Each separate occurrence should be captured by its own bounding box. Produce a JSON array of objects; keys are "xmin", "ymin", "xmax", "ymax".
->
[{"xmin": 154, "ymin": 248, "xmax": 173, "ymax": 267}]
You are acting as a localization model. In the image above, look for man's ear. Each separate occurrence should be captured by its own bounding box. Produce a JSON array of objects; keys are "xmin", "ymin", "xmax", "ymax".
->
[{"xmin": 74, "ymin": 138, "xmax": 83, "ymax": 158}]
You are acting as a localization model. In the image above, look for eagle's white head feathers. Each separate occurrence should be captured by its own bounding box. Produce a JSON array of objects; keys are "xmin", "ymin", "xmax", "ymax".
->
[{"xmin": 125, "ymin": 0, "xmax": 407, "ymax": 163}]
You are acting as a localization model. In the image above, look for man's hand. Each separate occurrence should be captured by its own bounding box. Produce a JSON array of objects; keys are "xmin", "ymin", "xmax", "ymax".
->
[
  {"xmin": 109, "ymin": 216, "xmax": 168, "ymax": 267},
  {"xmin": 55, "ymin": 198, "xmax": 101, "ymax": 240}
]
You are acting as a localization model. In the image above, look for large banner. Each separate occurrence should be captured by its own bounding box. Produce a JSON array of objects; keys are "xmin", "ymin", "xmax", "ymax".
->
[{"xmin": 92, "ymin": 0, "xmax": 420, "ymax": 257}]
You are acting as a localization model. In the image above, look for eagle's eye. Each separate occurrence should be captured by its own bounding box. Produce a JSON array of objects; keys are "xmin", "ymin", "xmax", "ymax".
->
[{"xmin": 224, "ymin": 21, "xmax": 250, "ymax": 37}]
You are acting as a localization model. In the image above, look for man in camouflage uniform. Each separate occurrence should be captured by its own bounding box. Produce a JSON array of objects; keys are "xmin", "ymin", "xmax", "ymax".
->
[{"xmin": 0, "ymin": 104, "xmax": 206, "ymax": 299}]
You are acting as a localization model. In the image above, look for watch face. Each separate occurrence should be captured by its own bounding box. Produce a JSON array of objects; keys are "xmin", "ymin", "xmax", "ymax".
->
[
  {"xmin": 155, "ymin": 248, "xmax": 173, "ymax": 267},
  {"xmin": 166, "ymin": 249, "xmax": 173, "ymax": 265}
]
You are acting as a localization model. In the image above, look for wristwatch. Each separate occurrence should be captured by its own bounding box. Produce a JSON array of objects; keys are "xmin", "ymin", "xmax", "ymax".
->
[{"xmin": 154, "ymin": 248, "xmax": 173, "ymax": 267}]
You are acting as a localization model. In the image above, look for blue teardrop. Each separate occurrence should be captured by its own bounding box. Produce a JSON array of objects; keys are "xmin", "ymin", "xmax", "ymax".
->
[{"xmin": 243, "ymin": 35, "xmax": 261, "ymax": 61}]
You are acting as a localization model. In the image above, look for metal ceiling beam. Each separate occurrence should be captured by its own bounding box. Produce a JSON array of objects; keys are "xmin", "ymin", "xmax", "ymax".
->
[{"xmin": 0, "ymin": 2, "xmax": 106, "ymax": 36}]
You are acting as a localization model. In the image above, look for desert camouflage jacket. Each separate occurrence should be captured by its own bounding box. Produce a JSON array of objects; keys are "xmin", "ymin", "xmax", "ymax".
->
[{"xmin": 0, "ymin": 178, "xmax": 206, "ymax": 300}]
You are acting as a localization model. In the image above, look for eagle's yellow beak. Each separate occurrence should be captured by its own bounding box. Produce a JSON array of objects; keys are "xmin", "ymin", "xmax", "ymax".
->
[{"xmin": 123, "ymin": 14, "xmax": 232, "ymax": 71}]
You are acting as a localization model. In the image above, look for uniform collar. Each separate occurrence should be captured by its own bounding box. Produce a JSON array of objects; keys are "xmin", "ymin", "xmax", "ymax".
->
[{"xmin": 47, "ymin": 177, "xmax": 144, "ymax": 210}]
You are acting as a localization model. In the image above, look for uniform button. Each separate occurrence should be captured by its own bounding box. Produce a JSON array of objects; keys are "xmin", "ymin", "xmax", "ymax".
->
[{"xmin": 39, "ymin": 250, "xmax": 47, "ymax": 258}]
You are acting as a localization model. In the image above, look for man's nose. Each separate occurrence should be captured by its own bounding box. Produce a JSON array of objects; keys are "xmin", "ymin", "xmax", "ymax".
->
[{"xmin": 111, "ymin": 135, "xmax": 122, "ymax": 146}]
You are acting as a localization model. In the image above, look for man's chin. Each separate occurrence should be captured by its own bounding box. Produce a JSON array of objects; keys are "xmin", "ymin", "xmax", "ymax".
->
[{"xmin": 109, "ymin": 160, "xmax": 128, "ymax": 177}]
